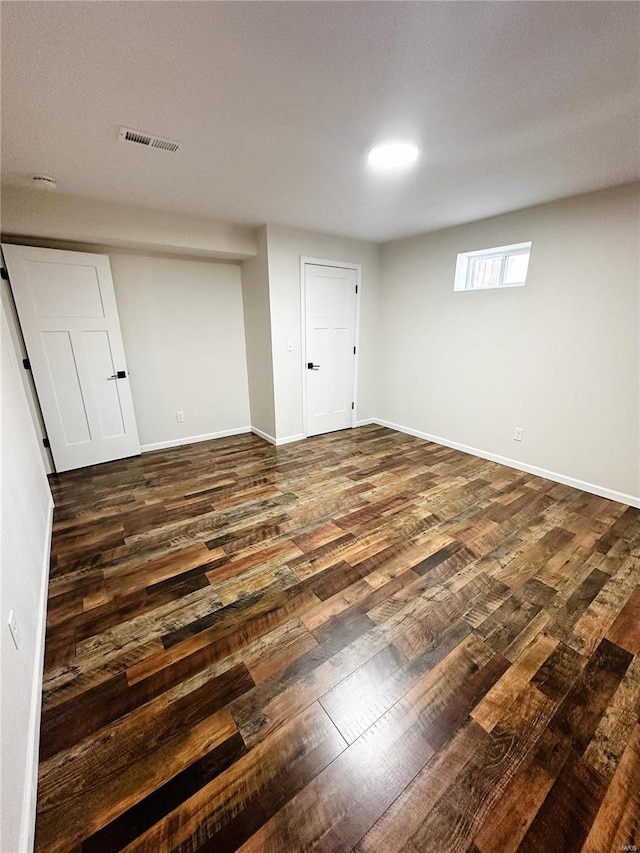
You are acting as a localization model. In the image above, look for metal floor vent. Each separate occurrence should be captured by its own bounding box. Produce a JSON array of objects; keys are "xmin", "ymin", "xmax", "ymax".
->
[{"xmin": 118, "ymin": 126, "xmax": 181, "ymax": 153}]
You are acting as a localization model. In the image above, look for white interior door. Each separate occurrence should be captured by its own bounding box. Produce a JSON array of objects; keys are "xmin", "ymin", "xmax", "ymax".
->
[
  {"xmin": 2, "ymin": 244, "xmax": 141, "ymax": 472},
  {"xmin": 304, "ymin": 262, "xmax": 357, "ymax": 437}
]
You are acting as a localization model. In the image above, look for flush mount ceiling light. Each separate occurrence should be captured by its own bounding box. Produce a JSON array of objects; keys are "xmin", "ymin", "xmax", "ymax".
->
[{"xmin": 367, "ymin": 141, "xmax": 420, "ymax": 170}]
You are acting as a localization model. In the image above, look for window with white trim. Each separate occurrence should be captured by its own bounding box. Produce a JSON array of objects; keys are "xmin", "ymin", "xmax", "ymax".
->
[{"xmin": 454, "ymin": 242, "xmax": 532, "ymax": 291}]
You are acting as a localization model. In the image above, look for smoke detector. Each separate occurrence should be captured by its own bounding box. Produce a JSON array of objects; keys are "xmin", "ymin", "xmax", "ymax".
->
[
  {"xmin": 32, "ymin": 175, "xmax": 57, "ymax": 191},
  {"xmin": 118, "ymin": 126, "xmax": 181, "ymax": 153}
]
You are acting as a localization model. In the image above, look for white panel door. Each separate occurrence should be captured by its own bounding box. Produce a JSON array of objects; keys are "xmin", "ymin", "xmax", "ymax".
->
[
  {"xmin": 2, "ymin": 244, "xmax": 141, "ymax": 472},
  {"xmin": 304, "ymin": 263, "xmax": 357, "ymax": 437}
]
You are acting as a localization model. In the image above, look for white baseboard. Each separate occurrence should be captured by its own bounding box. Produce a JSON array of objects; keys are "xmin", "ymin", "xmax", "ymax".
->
[
  {"xmin": 139, "ymin": 419, "xmax": 638, "ymax": 508},
  {"xmin": 20, "ymin": 496, "xmax": 54, "ymax": 852},
  {"xmin": 251, "ymin": 428, "xmax": 304, "ymax": 447},
  {"xmin": 374, "ymin": 418, "xmax": 640, "ymax": 509},
  {"xmin": 275, "ymin": 433, "xmax": 305, "ymax": 446},
  {"xmin": 141, "ymin": 426, "xmax": 305, "ymax": 452},
  {"xmin": 251, "ymin": 426, "xmax": 277, "ymax": 445},
  {"xmin": 140, "ymin": 426, "xmax": 251, "ymax": 453}
]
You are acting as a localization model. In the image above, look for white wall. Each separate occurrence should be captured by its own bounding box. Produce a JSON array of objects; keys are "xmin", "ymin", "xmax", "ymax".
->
[
  {"xmin": 265, "ymin": 224, "xmax": 380, "ymax": 441},
  {"xmin": 109, "ymin": 254, "xmax": 251, "ymax": 450},
  {"xmin": 378, "ymin": 184, "xmax": 640, "ymax": 502},
  {"xmin": 241, "ymin": 227, "xmax": 277, "ymax": 439},
  {"xmin": 1, "ymin": 186, "xmax": 257, "ymax": 260},
  {"xmin": 0, "ymin": 301, "xmax": 53, "ymax": 852},
  {"xmin": 3, "ymin": 183, "xmax": 637, "ymax": 504}
]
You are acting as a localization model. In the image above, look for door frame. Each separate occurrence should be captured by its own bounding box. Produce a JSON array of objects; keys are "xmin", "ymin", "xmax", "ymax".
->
[{"xmin": 300, "ymin": 256, "xmax": 362, "ymax": 439}]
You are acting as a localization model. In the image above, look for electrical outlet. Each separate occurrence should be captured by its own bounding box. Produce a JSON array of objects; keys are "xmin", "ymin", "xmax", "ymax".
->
[
  {"xmin": 513, "ymin": 427, "xmax": 524, "ymax": 442},
  {"xmin": 176, "ymin": 411, "xmax": 185, "ymax": 423},
  {"xmin": 7, "ymin": 609, "xmax": 19, "ymax": 650}
]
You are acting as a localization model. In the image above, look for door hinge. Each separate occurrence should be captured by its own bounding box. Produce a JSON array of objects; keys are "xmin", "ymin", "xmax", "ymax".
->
[
  {"xmin": 23, "ymin": 357, "xmax": 31, "ymax": 370},
  {"xmin": 355, "ymin": 284, "xmax": 358, "ymax": 294},
  {"xmin": 1, "ymin": 268, "xmax": 8, "ymax": 281},
  {"xmin": 353, "ymin": 346, "xmax": 356, "ymax": 355},
  {"xmin": 43, "ymin": 438, "xmax": 50, "ymax": 449},
  {"xmin": 351, "ymin": 402, "xmax": 355, "ymax": 410}
]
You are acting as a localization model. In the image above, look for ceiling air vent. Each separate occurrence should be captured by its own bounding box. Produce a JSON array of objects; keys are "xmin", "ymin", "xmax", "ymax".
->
[{"xmin": 118, "ymin": 126, "xmax": 181, "ymax": 153}]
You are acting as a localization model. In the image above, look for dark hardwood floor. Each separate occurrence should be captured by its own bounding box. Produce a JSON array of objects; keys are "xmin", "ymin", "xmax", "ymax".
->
[{"xmin": 36, "ymin": 426, "xmax": 640, "ymax": 853}]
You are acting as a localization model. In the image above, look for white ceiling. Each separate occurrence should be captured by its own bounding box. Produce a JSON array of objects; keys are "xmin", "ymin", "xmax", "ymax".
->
[{"xmin": 2, "ymin": 1, "xmax": 639, "ymax": 242}]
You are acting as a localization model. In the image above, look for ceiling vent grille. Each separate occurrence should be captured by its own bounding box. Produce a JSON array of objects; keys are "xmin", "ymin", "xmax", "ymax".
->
[{"xmin": 118, "ymin": 126, "xmax": 181, "ymax": 153}]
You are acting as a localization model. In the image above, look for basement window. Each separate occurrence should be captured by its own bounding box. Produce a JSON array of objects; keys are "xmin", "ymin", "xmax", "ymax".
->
[{"xmin": 454, "ymin": 241, "xmax": 532, "ymax": 291}]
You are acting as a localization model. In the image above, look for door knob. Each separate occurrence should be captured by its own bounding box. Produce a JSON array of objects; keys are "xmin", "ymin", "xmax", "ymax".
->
[{"xmin": 307, "ymin": 362, "xmax": 320, "ymax": 370}]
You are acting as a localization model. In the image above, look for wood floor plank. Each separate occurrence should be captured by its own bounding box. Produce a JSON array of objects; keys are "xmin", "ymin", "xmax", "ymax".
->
[
  {"xmin": 237, "ymin": 635, "xmax": 492, "ymax": 852},
  {"xmin": 548, "ymin": 637, "xmax": 633, "ymax": 754},
  {"xmin": 472, "ymin": 729, "xmax": 564, "ymax": 853},
  {"xmin": 517, "ymin": 751, "xmax": 608, "ymax": 853},
  {"xmin": 80, "ymin": 732, "xmax": 248, "ymax": 853},
  {"xmin": 583, "ymin": 653, "xmax": 640, "ymax": 780},
  {"xmin": 37, "ymin": 705, "xmax": 238, "ymax": 853},
  {"xmin": 605, "ymin": 583, "xmax": 640, "ymax": 655},
  {"xmin": 471, "ymin": 632, "xmax": 558, "ymax": 732},
  {"xmin": 320, "ymin": 618, "xmax": 477, "ymax": 744},
  {"xmin": 395, "ymin": 685, "xmax": 559, "ymax": 853},
  {"xmin": 582, "ymin": 723, "xmax": 640, "ymax": 853},
  {"xmin": 355, "ymin": 721, "xmax": 482, "ymax": 853},
  {"xmin": 120, "ymin": 703, "xmax": 346, "ymax": 853},
  {"xmin": 35, "ymin": 426, "xmax": 640, "ymax": 853},
  {"xmin": 39, "ymin": 661, "xmax": 254, "ymax": 762}
]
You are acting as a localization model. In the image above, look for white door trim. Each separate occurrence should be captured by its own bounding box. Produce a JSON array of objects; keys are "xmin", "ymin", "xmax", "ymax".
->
[{"xmin": 300, "ymin": 257, "xmax": 361, "ymax": 439}]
